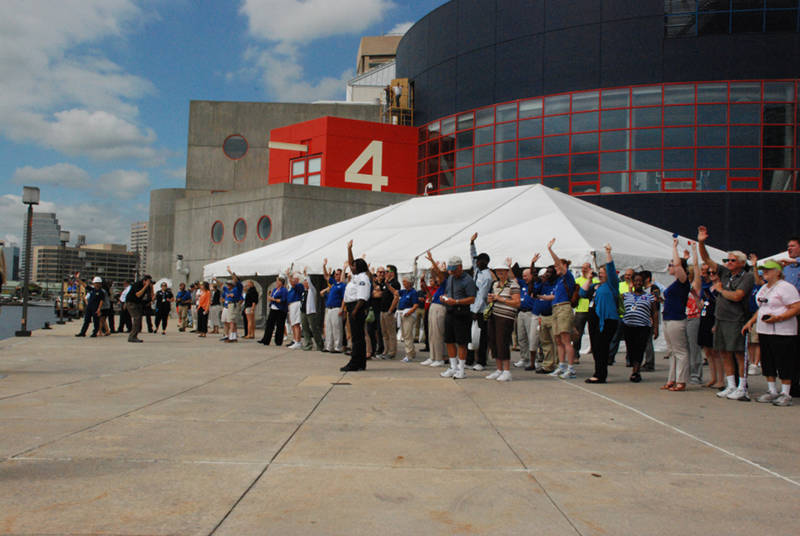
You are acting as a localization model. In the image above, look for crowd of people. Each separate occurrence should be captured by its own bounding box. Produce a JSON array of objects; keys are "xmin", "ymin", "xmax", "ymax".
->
[{"xmin": 71, "ymin": 228, "xmax": 800, "ymax": 407}]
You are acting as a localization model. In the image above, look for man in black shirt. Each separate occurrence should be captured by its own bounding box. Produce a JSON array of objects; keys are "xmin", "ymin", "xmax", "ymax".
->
[
  {"xmin": 378, "ymin": 264, "xmax": 400, "ymax": 359},
  {"xmin": 126, "ymin": 275, "xmax": 153, "ymax": 343}
]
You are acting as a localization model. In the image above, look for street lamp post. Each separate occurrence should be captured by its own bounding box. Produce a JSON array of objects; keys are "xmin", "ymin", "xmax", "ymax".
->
[
  {"xmin": 16, "ymin": 186, "xmax": 40, "ymax": 337},
  {"xmin": 57, "ymin": 230, "xmax": 70, "ymax": 325}
]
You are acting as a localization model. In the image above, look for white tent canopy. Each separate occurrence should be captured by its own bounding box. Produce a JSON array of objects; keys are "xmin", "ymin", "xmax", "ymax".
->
[{"xmin": 204, "ymin": 184, "xmax": 727, "ymax": 280}]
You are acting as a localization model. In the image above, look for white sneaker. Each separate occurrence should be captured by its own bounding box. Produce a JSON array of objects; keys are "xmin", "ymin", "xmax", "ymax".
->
[
  {"xmin": 454, "ymin": 367, "xmax": 466, "ymax": 379},
  {"xmin": 772, "ymin": 394, "xmax": 793, "ymax": 406},
  {"xmin": 548, "ymin": 368, "xmax": 563, "ymax": 377},
  {"xmin": 747, "ymin": 364, "xmax": 761, "ymax": 376},
  {"xmin": 757, "ymin": 392, "xmax": 781, "ymax": 403},
  {"xmin": 430, "ymin": 360, "xmax": 445, "ymax": 367},
  {"xmin": 420, "ymin": 358, "xmax": 433, "ymax": 366},
  {"xmin": 288, "ymin": 341, "xmax": 302, "ymax": 349},
  {"xmin": 472, "ymin": 364, "xmax": 484, "ymax": 371},
  {"xmin": 716, "ymin": 385, "xmax": 735, "ymax": 398},
  {"xmin": 401, "ymin": 356, "xmax": 413, "ymax": 363},
  {"xmin": 513, "ymin": 359, "xmax": 528, "ymax": 368},
  {"xmin": 559, "ymin": 369, "xmax": 576, "ymax": 379},
  {"xmin": 496, "ymin": 370, "xmax": 512, "ymax": 382},
  {"xmin": 441, "ymin": 367, "xmax": 456, "ymax": 378},
  {"xmin": 727, "ymin": 387, "xmax": 750, "ymax": 401},
  {"xmin": 486, "ymin": 370, "xmax": 501, "ymax": 380}
]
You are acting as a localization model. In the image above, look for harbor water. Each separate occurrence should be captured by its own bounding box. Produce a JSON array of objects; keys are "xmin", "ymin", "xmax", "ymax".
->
[{"xmin": 0, "ymin": 305, "xmax": 61, "ymax": 341}]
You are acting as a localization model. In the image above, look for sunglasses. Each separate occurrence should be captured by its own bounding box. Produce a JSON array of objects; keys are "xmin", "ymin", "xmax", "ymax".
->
[{"xmin": 723, "ymin": 258, "xmax": 738, "ymax": 263}]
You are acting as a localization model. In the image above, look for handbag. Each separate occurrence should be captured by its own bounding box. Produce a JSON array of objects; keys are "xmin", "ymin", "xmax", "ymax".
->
[{"xmin": 366, "ymin": 308, "xmax": 375, "ymax": 323}]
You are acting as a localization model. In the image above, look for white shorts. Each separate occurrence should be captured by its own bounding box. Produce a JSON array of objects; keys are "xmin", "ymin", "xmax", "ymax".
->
[
  {"xmin": 288, "ymin": 301, "xmax": 301, "ymax": 326},
  {"xmin": 221, "ymin": 302, "xmax": 241, "ymax": 323}
]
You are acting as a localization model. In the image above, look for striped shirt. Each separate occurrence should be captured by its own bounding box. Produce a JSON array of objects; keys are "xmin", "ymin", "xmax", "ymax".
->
[
  {"xmin": 491, "ymin": 278, "xmax": 520, "ymax": 320},
  {"xmin": 622, "ymin": 292, "xmax": 655, "ymax": 327}
]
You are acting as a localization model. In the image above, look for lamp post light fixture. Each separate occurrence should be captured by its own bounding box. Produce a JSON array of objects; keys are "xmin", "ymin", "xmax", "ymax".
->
[
  {"xmin": 57, "ymin": 230, "xmax": 70, "ymax": 325},
  {"xmin": 16, "ymin": 186, "xmax": 40, "ymax": 337}
]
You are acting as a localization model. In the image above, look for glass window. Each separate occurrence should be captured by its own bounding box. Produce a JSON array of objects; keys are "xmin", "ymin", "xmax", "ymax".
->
[
  {"xmin": 519, "ymin": 98, "xmax": 542, "ymax": 118},
  {"xmin": 664, "ymin": 84, "xmax": 695, "ymax": 104},
  {"xmin": 475, "ymin": 144, "xmax": 494, "ymax": 164},
  {"xmin": 732, "ymin": 11, "xmax": 763, "ymax": 33},
  {"xmin": 456, "ymin": 149, "xmax": 473, "ymax": 168},
  {"xmin": 632, "ymin": 150, "xmax": 662, "ymax": 170},
  {"xmin": 476, "ymin": 107, "xmax": 494, "ymax": 127},
  {"xmin": 663, "ymin": 105, "xmax": 695, "ymax": 125},
  {"xmin": 730, "ymin": 147, "xmax": 760, "ymax": 167},
  {"xmin": 474, "ymin": 182, "xmax": 493, "ymax": 191},
  {"xmin": 600, "ymin": 151, "xmax": 628, "ymax": 171},
  {"xmin": 544, "ymin": 94, "xmax": 570, "ymax": 115},
  {"xmin": 544, "ymin": 135, "xmax": 570, "ymax": 155},
  {"xmin": 440, "ymin": 135, "xmax": 455, "ymax": 154},
  {"xmin": 455, "ymin": 167, "xmax": 472, "ymax": 186},
  {"xmin": 495, "ymin": 161, "xmax": 517, "ymax": 181},
  {"xmin": 664, "ymin": 149, "xmax": 695, "ymax": 169},
  {"xmin": 542, "ymin": 176, "xmax": 569, "ymax": 192},
  {"xmin": 307, "ymin": 174, "xmax": 321, "ymax": 186},
  {"xmin": 573, "ymin": 181, "xmax": 598, "ymax": 194},
  {"xmin": 697, "ymin": 83, "xmax": 728, "ymax": 103},
  {"xmin": 223, "ymin": 135, "xmax": 248, "ymax": 159},
  {"xmin": 475, "ymin": 126, "xmax": 493, "ymax": 146},
  {"xmin": 519, "ymin": 138, "xmax": 542, "ymax": 158},
  {"xmin": 601, "ymin": 130, "xmax": 629, "ymax": 151},
  {"xmin": 730, "ymin": 168, "xmax": 760, "ymax": 177},
  {"xmin": 698, "ymin": 126, "xmax": 727, "ymax": 146},
  {"xmin": 600, "ymin": 173, "xmax": 629, "ymax": 193},
  {"xmin": 697, "ymin": 170, "xmax": 727, "ymax": 190},
  {"xmin": 572, "ymin": 91, "xmax": 599, "ymax": 112},
  {"xmin": 456, "ymin": 130, "xmax": 473, "ymax": 149},
  {"xmin": 730, "ymin": 125, "xmax": 760, "ymax": 145},
  {"xmin": 571, "ymin": 153, "xmax": 599, "ymax": 173},
  {"xmin": 730, "ymin": 82, "xmax": 761, "ymax": 102},
  {"xmin": 496, "ymin": 122, "xmax": 517, "ymax": 142},
  {"xmin": 730, "ymin": 180, "xmax": 760, "ymax": 190},
  {"xmin": 518, "ymin": 177, "xmax": 542, "ymax": 186},
  {"xmin": 426, "ymin": 157, "xmax": 439, "ymax": 174},
  {"xmin": 763, "ymin": 169, "xmax": 795, "ymax": 190},
  {"xmin": 633, "ymin": 107, "xmax": 662, "ymax": 128},
  {"xmin": 698, "ymin": 12, "xmax": 730, "ymax": 35},
  {"xmin": 518, "ymin": 158, "xmax": 541, "ymax": 178},
  {"xmin": 442, "ymin": 116, "xmax": 456, "ymax": 135},
  {"xmin": 495, "ymin": 141, "xmax": 516, "ymax": 161},
  {"xmin": 427, "ymin": 121, "xmax": 440, "ymax": 135},
  {"xmin": 257, "ymin": 216, "xmax": 271, "ymax": 240},
  {"xmin": 457, "ymin": 112, "xmax": 474, "ymax": 131},
  {"xmin": 572, "ymin": 132, "xmax": 599, "ymax": 153},
  {"xmin": 698, "ymin": 104, "xmax": 727, "ymax": 124},
  {"xmin": 664, "ymin": 127, "xmax": 695, "ymax": 147},
  {"xmin": 601, "ymin": 88, "xmax": 630, "ymax": 108},
  {"xmin": 475, "ymin": 164, "xmax": 493, "ymax": 182},
  {"xmin": 544, "ymin": 115, "xmax": 570, "ymax": 135},
  {"xmin": 572, "ymin": 112, "xmax": 599, "ymax": 132},
  {"xmin": 632, "ymin": 86, "xmax": 662, "ymax": 106},
  {"xmin": 763, "ymin": 124, "xmax": 794, "ymax": 146},
  {"xmin": 292, "ymin": 160, "xmax": 305, "ymax": 176},
  {"xmin": 631, "ymin": 171, "xmax": 661, "ymax": 192},
  {"xmin": 633, "ymin": 128, "xmax": 662, "ymax": 149},
  {"xmin": 440, "ymin": 152, "xmax": 455, "ymax": 171},
  {"xmin": 308, "ymin": 157, "xmax": 321, "ymax": 173},
  {"xmin": 601, "ymin": 109, "xmax": 629, "ymax": 130},
  {"xmin": 496, "ymin": 103, "xmax": 517, "ymax": 122},
  {"xmin": 764, "ymin": 103, "xmax": 794, "ymax": 124},
  {"xmin": 764, "ymin": 147, "xmax": 793, "ymax": 168},
  {"xmin": 518, "ymin": 119, "xmax": 542, "ymax": 138},
  {"xmin": 543, "ymin": 156, "xmax": 569, "ymax": 175},
  {"xmin": 697, "ymin": 149, "xmax": 728, "ymax": 168},
  {"xmin": 663, "ymin": 180, "xmax": 695, "ymax": 190},
  {"xmin": 730, "ymin": 103, "xmax": 761, "ymax": 124},
  {"xmin": 665, "ymin": 13, "xmax": 697, "ymax": 37},
  {"xmin": 418, "ymin": 144, "xmax": 426, "ymax": 160},
  {"xmin": 211, "ymin": 221, "xmax": 223, "ymax": 243}
]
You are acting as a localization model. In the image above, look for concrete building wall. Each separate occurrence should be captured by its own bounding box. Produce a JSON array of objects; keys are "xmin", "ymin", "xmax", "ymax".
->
[
  {"xmin": 186, "ymin": 101, "xmax": 382, "ymax": 193},
  {"xmin": 147, "ymin": 188, "xmax": 188, "ymax": 278},
  {"xmin": 168, "ymin": 183, "xmax": 411, "ymax": 283}
]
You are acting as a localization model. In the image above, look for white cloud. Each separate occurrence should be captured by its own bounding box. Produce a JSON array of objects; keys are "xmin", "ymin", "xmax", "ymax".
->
[
  {"xmin": 387, "ymin": 21, "xmax": 413, "ymax": 35},
  {"xmin": 12, "ymin": 163, "xmax": 92, "ymax": 188},
  {"xmin": 97, "ymin": 169, "xmax": 150, "ymax": 200},
  {"xmin": 166, "ymin": 166, "xmax": 186, "ymax": 180},
  {"xmin": 240, "ymin": 0, "xmax": 394, "ymax": 43},
  {"xmin": 0, "ymin": 0, "xmax": 162, "ymax": 163}
]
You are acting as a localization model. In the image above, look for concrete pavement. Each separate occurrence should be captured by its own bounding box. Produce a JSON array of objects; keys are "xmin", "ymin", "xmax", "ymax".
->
[{"xmin": 1, "ymin": 323, "xmax": 798, "ymax": 535}]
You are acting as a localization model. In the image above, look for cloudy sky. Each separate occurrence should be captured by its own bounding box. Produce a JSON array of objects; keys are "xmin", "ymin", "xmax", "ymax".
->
[{"xmin": 0, "ymin": 0, "xmax": 445, "ymax": 247}]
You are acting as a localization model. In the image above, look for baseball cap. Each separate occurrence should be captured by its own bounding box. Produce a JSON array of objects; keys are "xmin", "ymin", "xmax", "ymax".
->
[
  {"xmin": 492, "ymin": 263, "xmax": 510, "ymax": 271},
  {"xmin": 92, "ymin": 276, "xmax": 102, "ymax": 283},
  {"xmin": 757, "ymin": 259, "xmax": 782, "ymax": 272},
  {"xmin": 447, "ymin": 256, "xmax": 463, "ymax": 271}
]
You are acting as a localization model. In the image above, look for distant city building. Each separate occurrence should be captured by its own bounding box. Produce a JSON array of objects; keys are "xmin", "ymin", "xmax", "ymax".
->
[
  {"xmin": 31, "ymin": 244, "xmax": 136, "ymax": 286},
  {"xmin": 130, "ymin": 221, "xmax": 148, "ymax": 275},
  {"xmin": 355, "ymin": 35, "xmax": 402, "ymax": 75},
  {"xmin": 3, "ymin": 243, "xmax": 20, "ymax": 281},
  {"xmin": 20, "ymin": 212, "xmax": 61, "ymax": 280}
]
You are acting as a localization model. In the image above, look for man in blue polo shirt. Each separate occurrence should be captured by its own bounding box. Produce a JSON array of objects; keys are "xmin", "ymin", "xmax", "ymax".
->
[
  {"xmin": 285, "ymin": 271, "xmax": 305, "ymax": 349},
  {"xmin": 175, "ymin": 282, "xmax": 192, "ymax": 332},
  {"xmin": 321, "ymin": 259, "xmax": 347, "ymax": 352},
  {"xmin": 393, "ymin": 275, "xmax": 419, "ymax": 362},
  {"xmin": 220, "ymin": 267, "xmax": 244, "ymax": 342},
  {"xmin": 547, "ymin": 238, "xmax": 577, "ymax": 378},
  {"xmin": 533, "ymin": 266, "xmax": 557, "ymax": 373}
]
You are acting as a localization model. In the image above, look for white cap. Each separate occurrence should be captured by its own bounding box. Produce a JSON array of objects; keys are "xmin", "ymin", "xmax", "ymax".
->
[
  {"xmin": 92, "ymin": 276, "xmax": 102, "ymax": 284},
  {"xmin": 492, "ymin": 263, "xmax": 510, "ymax": 271}
]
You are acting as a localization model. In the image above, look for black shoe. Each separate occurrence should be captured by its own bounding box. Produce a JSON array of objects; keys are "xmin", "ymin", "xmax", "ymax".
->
[
  {"xmin": 585, "ymin": 377, "xmax": 606, "ymax": 384},
  {"xmin": 524, "ymin": 365, "xmax": 537, "ymax": 371},
  {"xmin": 340, "ymin": 364, "xmax": 365, "ymax": 371},
  {"xmin": 89, "ymin": 333, "xmax": 97, "ymax": 338},
  {"xmin": 630, "ymin": 373, "xmax": 642, "ymax": 382},
  {"xmin": 128, "ymin": 339, "xmax": 143, "ymax": 343},
  {"xmin": 75, "ymin": 333, "xmax": 85, "ymax": 337},
  {"xmin": 535, "ymin": 368, "xmax": 554, "ymax": 374}
]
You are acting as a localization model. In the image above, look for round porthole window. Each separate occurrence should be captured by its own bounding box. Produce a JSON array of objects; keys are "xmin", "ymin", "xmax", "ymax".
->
[
  {"xmin": 257, "ymin": 215, "xmax": 272, "ymax": 240},
  {"xmin": 211, "ymin": 220, "xmax": 224, "ymax": 243},
  {"xmin": 233, "ymin": 218, "xmax": 247, "ymax": 242},
  {"xmin": 223, "ymin": 134, "xmax": 248, "ymax": 160}
]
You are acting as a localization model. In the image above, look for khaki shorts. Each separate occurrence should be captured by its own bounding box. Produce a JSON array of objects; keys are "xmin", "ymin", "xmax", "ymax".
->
[
  {"xmin": 747, "ymin": 323, "xmax": 759, "ymax": 344},
  {"xmin": 220, "ymin": 302, "xmax": 242, "ymax": 323},
  {"xmin": 713, "ymin": 319, "xmax": 746, "ymax": 353},
  {"xmin": 551, "ymin": 302, "xmax": 574, "ymax": 336}
]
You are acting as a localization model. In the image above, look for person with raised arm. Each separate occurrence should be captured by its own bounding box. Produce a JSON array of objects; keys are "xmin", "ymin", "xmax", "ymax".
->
[
  {"xmin": 579, "ymin": 244, "xmax": 619, "ymax": 383},
  {"xmin": 221, "ymin": 266, "xmax": 244, "ymax": 343},
  {"xmin": 697, "ymin": 226, "xmax": 755, "ymax": 401},
  {"xmin": 622, "ymin": 271, "xmax": 659, "ymax": 383},
  {"xmin": 421, "ymin": 251, "xmax": 448, "ymax": 367},
  {"xmin": 660, "ymin": 238, "xmax": 692, "ymax": 391},
  {"xmin": 512, "ymin": 254, "xmax": 542, "ymax": 371},
  {"xmin": 320, "ymin": 258, "xmax": 346, "ymax": 353},
  {"xmin": 547, "ymin": 238, "xmax": 578, "ymax": 379},
  {"xmin": 340, "ymin": 240, "xmax": 372, "ymax": 371}
]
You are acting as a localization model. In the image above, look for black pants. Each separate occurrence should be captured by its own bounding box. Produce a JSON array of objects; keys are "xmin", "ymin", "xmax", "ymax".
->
[
  {"xmin": 372, "ymin": 303, "xmax": 383, "ymax": 354},
  {"xmin": 466, "ymin": 314, "xmax": 488, "ymax": 366},
  {"xmin": 573, "ymin": 311, "xmax": 590, "ymax": 355},
  {"xmin": 241, "ymin": 309, "xmax": 249, "ymax": 336},
  {"xmin": 143, "ymin": 306, "xmax": 153, "ymax": 332},
  {"xmin": 366, "ymin": 312, "xmax": 378, "ymax": 356},
  {"xmin": 588, "ymin": 311, "xmax": 617, "ymax": 382},
  {"xmin": 105, "ymin": 310, "xmax": 115, "ymax": 332},
  {"xmin": 79, "ymin": 312, "xmax": 99, "ymax": 336},
  {"xmin": 118, "ymin": 306, "xmax": 131, "ymax": 332},
  {"xmin": 262, "ymin": 309, "xmax": 287, "ymax": 345},
  {"xmin": 345, "ymin": 304, "xmax": 368, "ymax": 369},
  {"xmin": 422, "ymin": 306, "xmax": 430, "ymax": 351},
  {"xmin": 197, "ymin": 308, "xmax": 208, "ymax": 334},
  {"xmin": 624, "ymin": 324, "xmax": 651, "ymax": 367},
  {"xmin": 155, "ymin": 308, "xmax": 169, "ymax": 331}
]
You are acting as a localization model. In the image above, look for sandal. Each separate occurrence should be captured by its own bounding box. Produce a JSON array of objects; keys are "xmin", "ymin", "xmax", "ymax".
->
[
  {"xmin": 669, "ymin": 383, "xmax": 686, "ymax": 392},
  {"xmin": 660, "ymin": 382, "xmax": 675, "ymax": 390},
  {"xmin": 585, "ymin": 377, "xmax": 606, "ymax": 384},
  {"xmin": 629, "ymin": 373, "xmax": 642, "ymax": 383}
]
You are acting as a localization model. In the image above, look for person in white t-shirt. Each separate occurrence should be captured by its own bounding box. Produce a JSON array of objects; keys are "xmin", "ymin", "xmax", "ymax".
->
[
  {"xmin": 340, "ymin": 240, "xmax": 372, "ymax": 372},
  {"xmin": 742, "ymin": 260, "xmax": 800, "ymax": 407}
]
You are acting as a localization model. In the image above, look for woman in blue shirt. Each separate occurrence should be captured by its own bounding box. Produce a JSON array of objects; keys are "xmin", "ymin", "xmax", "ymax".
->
[
  {"xmin": 260, "ymin": 275, "xmax": 288, "ymax": 346},
  {"xmin": 661, "ymin": 239, "xmax": 691, "ymax": 392},
  {"xmin": 579, "ymin": 244, "xmax": 619, "ymax": 384}
]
